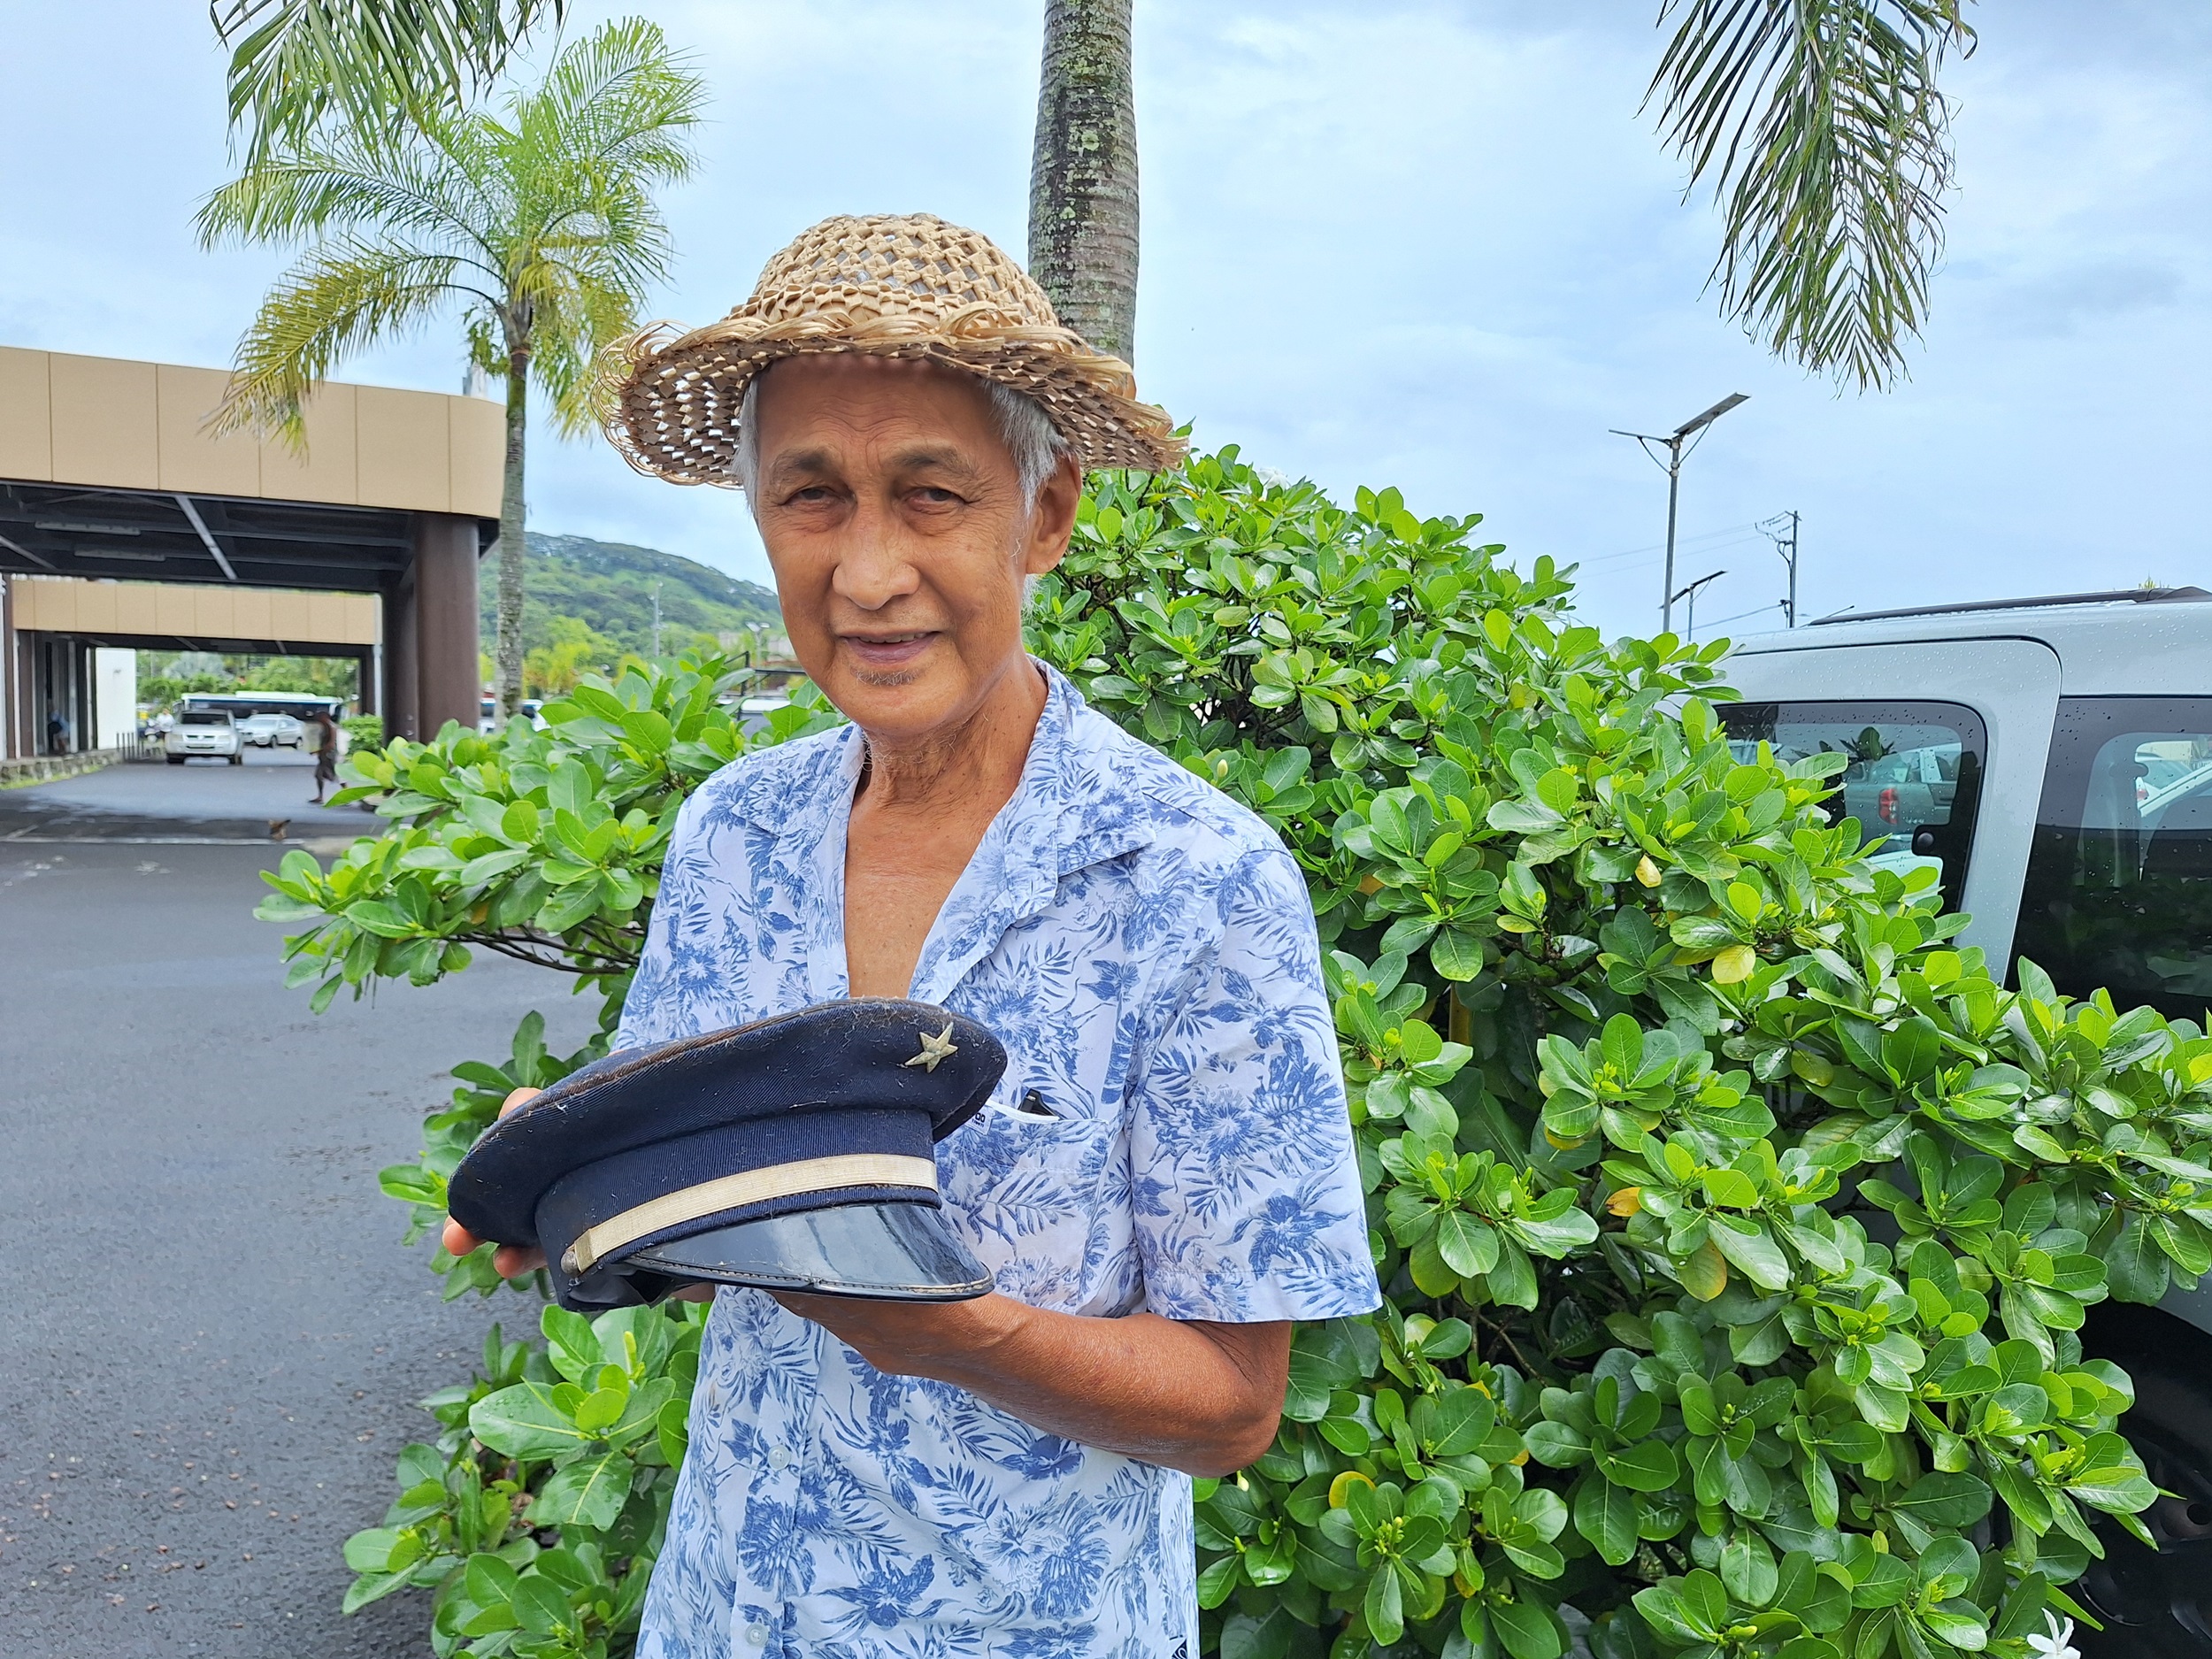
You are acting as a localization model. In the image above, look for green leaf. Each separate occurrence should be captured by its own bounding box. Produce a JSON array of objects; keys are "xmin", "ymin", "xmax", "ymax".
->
[
  {"xmin": 1894, "ymin": 1471, "xmax": 1993, "ymax": 1530},
  {"xmin": 1575, "ymin": 1474, "xmax": 1640, "ymax": 1565},
  {"xmin": 532, "ymin": 1449, "xmax": 631, "ymax": 1532},
  {"xmin": 1436, "ymin": 1210, "xmax": 1501, "ymax": 1278},
  {"xmin": 1491, "ymin": 1597, "xmax": 1564, "ymax": 1659},
  {"xmin": 1596, "ymin": 1439, "xmax": 1681, "ymax": 1494},
  {"xmin": 470, "ymin": 1382, "xmax": 595, "ymax": 1462}
]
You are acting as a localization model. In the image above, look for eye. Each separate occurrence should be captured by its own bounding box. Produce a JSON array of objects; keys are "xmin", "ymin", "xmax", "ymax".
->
[
  {"xmin": 910, "ymin": 487, "xmax": 964, "ymax": 507},
  {"xmin": 783, "ymin": 484, "xmax": 837, "ymax": 505}
]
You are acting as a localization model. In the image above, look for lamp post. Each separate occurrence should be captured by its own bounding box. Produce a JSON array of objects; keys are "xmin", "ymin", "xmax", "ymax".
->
[
  {"xmin": 1670, "ymin": 569, "xmax": 1726, "ymax": 641},
  {"xmin": 1612, "ymin": 393, "xmax": 1749, "ymax": 634}
]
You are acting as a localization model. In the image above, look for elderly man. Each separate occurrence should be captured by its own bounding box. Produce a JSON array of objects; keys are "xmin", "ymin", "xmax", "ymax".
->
[{"xmin": 447, "ymin": 215, "xmax": 1376, "ymax": 1657}]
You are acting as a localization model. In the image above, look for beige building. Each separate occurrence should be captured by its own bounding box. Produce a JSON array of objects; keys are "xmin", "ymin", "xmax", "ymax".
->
[{"xmin": 0, "ymin": 345, "xmax": 502, "ymax": 757}]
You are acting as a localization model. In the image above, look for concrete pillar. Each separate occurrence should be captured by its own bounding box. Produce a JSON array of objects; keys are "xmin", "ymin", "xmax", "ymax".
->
[
  {"xmin": 0, "ymin": 576, "xmax": 17, "ymax": 761},
  {"xmin": 413, "ymin": 513, "xmax": 481, "ymax": 738},
  {"xmin": 383, "ymin": 574, "xmax": 419, "ymax": 743}
]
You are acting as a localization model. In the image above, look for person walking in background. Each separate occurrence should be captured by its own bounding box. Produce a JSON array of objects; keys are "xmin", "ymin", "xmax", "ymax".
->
[{"xmin": 306, "ymin": 708, "xmax": 340, "ymax": 804}]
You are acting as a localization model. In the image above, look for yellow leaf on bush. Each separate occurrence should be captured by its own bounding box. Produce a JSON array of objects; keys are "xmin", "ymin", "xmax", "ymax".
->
[
  {"xmin": 1680, "ymin": 1239, "xmax": 1729, "ymax": 1301},
  {"xmin": 1635, "ymin": 856, "xmax": 1662, "ymax": 887},
  {"xmin": 1605, "ymin": 1187, "xmax": 1642, "ymax": 1217},
  {"xmin": 1329, "ymin": 1471, "xmax": 1374, "ymax": 1509},
  {"xmin": 1711, "ymin": 944, "xmax": 1756, "ymax": 984},
  {"xmin": 1546, "ymin": 1128, "xmax": 1586, "ymax": 1150}
]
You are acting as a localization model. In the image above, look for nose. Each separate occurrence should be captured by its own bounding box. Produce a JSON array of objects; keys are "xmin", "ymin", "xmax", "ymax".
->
[{"xmin": 829, "ymin": 504, "xmax": 922, "ymax": 611}]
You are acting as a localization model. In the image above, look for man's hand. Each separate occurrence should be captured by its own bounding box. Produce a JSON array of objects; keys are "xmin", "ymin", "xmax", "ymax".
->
[
  {"xmin": 441, "ymin": 1087, "xmax": 547, "ymax": 1279},
  {"xmin": 775, "ymin": 1289, "xmax": 1289, "ymax": 1478}
]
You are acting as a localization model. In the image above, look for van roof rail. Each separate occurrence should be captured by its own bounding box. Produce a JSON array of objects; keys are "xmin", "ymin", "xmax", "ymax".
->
[{"xmin": 1809, "ymin": 587, "xmax": 2211, "ymax": 627}]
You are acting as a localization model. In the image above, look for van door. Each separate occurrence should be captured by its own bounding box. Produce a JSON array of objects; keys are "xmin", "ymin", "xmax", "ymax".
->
[{"xmin": 1718, "ymin": 638, "xmax": 2062, "ymax": 962}]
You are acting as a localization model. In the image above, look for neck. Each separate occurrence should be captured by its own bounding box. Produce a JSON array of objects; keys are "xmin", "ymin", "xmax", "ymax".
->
[{"xmin": 856, "ymin": 657, "xmax": 1048, "ymax": 815}]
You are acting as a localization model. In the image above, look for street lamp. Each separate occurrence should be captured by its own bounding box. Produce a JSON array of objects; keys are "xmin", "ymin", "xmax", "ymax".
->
[
  {"xmin": 1670, "ymin": 569, "xmax": 1726, "ymax": 641},
  {"xmin": 1612, "ymin": 393, "xmax": 1749, "ymax": 634}
]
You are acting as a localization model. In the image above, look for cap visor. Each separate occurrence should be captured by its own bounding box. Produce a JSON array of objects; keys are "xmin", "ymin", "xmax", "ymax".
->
[{"xmin": 631, "ymin": 1201, "xmax": 994, "ymax": 1302}]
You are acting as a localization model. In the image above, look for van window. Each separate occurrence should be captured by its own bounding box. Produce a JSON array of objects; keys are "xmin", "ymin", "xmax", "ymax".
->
[
  {"xmin": 1717, "ymin": 700, "xmax": 1986, "ymax": 914},
  {"xmin": 2015, "ymin": 697, "xmax": 2212, "ymax": 1018}
]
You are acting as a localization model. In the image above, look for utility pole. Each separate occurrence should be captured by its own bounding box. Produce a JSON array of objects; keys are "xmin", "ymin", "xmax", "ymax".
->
[
  {"xmin": 1612, "ymin": 393, "xmax": 1749, "ymax": 634},
  {"xmin": 1670, "ymin": 569, "xmax": 1726, "ymax": 641},
  {"xmin": 650, "ymin": 582, "xmax": 663, "ymax": 660},
  {"xmin": 1760, "ymin": 511, "xmax": 1801, "ymax": 626}
]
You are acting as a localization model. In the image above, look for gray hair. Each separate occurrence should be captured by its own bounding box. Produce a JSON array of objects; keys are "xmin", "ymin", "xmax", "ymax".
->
[{"xmin": 732, "ymin": 364, "xmax": 1071, "ymax": 513}]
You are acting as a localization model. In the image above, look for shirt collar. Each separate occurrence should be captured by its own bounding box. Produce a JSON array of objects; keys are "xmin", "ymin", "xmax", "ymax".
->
[{"xmin": 748, "ymin": 661, "xmax": 1162, "ymax": 1003}]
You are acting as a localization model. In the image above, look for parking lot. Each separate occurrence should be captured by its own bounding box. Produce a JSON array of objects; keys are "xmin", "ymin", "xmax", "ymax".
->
[{"xmin": 0, "ymin": 756, "xmax": 596, "ymax": 1657}]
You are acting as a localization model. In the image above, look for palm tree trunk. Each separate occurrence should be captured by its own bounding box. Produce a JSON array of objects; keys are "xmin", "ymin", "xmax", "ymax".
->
[
  {"xmin": 1028, "ymin": 0, "xmax": 1140, "ymax": 360},
  {"xmin": 495, "ymin": 348, "xmax": 529, "ymax": 720}
]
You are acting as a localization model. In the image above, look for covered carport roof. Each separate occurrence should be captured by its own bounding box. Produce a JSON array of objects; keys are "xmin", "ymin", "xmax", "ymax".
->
[
  {"xmin": 0, "ymin": 348, "xmax": 503, "ymax": 591},
  {"xmin": 0, "ymin": 480, "xmax": 420, "ymax": 592}
]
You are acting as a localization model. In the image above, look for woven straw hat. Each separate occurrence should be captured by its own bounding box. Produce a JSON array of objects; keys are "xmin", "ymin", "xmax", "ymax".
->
[{"xmin": 604, "ymin": 213, "xmax": 1184, "ymax": 485}]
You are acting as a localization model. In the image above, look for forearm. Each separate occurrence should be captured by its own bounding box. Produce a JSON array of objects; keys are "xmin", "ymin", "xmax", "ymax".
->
[{"xmin": 781, "ymin": 1291, "xmax": 1287, "ymax": 1477}]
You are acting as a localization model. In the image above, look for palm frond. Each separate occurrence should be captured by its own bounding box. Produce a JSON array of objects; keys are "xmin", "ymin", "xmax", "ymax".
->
[
  {"xmin": 1648, "ymin": 0, "xmax": 1974, "ymax": 389},
  {"xmin": 533, "ymin": 18, "xmax": 707, "ymax": 173},
  {"xmin": 196, "ymin": 134, "xmax": 488, "ymax": 259},
  {"xmin": 211, "ymin": 241, "xmax": 479, "ymax": 443},
  {"xmin": 211, "ymin": 0, "xmax": 566, "ymax": 158},
  {"xmin": 523, "ymin": 271, "xmax": 638, "ymax": 438}
]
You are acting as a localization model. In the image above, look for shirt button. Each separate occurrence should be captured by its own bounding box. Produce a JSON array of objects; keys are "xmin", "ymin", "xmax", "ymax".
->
[
  {"xmin": 745, "ymin": 1624, "xmax": 770, "ymax": 1647},
  {"xmin": 767, "ymin": 1447, "xmax": 792, "ymax": 1471}
]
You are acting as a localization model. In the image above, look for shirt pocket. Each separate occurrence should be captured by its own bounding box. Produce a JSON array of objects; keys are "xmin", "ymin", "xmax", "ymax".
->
[{"xmin": 939, "ymin": 1080, "xmax": 1123, "ymax": 1310}]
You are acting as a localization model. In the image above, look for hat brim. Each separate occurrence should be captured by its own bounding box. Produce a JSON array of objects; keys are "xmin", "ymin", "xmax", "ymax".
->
[
  {"xmin": 633, "ymin": 1197, "xmax": 992, "ymax": 1302},
  {"xmin": 603, "ymin": 315, "xmax": 1188, "ymax": 486}
]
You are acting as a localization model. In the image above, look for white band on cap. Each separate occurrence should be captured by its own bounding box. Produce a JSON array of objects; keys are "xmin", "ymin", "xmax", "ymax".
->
[{"xmin": 561, "ymin": 1153, "xmax": 941, "ymax": 1276}]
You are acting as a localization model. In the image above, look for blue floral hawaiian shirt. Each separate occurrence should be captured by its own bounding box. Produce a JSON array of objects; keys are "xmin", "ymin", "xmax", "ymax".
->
[{"xmin": 620, "ymin": 663, "xmax": 1379, "ymax": 1659}]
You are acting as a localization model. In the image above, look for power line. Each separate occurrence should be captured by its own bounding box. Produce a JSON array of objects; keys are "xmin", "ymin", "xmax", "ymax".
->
[
  {"xmin": 1701, "ymin": 601, "xmax": 1786, "ymax": 632},
  {"xmin": 1579, "ymin": 520, "xmax": 1769, "ymax": 568}
]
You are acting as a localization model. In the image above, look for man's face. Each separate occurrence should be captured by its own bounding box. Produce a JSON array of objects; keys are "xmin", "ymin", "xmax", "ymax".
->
[{"xmin": 749, "ymin": 356, "xmax": 1079, "ymax": 745}]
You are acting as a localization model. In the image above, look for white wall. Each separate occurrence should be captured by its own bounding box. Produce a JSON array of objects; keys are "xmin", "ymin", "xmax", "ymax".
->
[{"xmin": 94, "ymin": 647, "xmax": 136, "ymax": 747}]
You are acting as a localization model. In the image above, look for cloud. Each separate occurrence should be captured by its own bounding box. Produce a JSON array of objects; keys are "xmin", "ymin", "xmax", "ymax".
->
[{"xmin": 0, "ymin": 0, "xmax": 2204, "ymax": 634}]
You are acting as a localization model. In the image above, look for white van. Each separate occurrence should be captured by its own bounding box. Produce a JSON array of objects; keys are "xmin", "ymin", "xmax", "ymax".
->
[
  {"xmin": 164, "ymin": 708, "xmax": 243, "ymax": 764},
  {"xmin": 1722, "ymin": 587, "xmax": 2211, "ymax": 1650}
]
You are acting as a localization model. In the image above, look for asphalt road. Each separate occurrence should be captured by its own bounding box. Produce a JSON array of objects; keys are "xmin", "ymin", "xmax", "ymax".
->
[
  {"xmin": 0, "ymin": 763, "xmax": 598, "ymax": 1656},
  {"xmin": 1, "ymin": 747, "xmax": 378, "ymax": 843}
]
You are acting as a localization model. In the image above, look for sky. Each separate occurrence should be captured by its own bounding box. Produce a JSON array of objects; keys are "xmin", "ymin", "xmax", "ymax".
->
[{"xmin": 0, "ymin": 0, "xmax": 2205, "ymax": 642}]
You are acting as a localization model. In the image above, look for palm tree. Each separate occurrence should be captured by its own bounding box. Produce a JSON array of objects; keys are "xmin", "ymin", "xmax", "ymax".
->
[
  {"xmin": 1025, "ymin": 1, "xmax": 1973, "ymax": 390},
  {"xmin": 1647, "ymin": 0, "xmax": 1975, "ymax": 389},
  {"xmin": 196, "ymin": 18, "xmax": 705, "ymax": 720},
  {"xmin": 1028, "ymin": 0, "xmax": 1141, "ymax": 360},
  {"xmin": 211, "ymin": 0, "xmax": 568, "ymax": 159}
]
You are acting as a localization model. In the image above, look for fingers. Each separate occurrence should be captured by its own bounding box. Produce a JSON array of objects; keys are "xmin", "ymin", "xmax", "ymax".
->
[
  {"xmin": 494, "ymin": 1243, "xmax": 549, "ymax": 1278},
  {"xmin": 435, "ymin": 1088, "xmax": 546, "ymax": 1278},
  {"xmin": 441, "ymin": 1216, "xmax": 483, "ymax": 1258}
]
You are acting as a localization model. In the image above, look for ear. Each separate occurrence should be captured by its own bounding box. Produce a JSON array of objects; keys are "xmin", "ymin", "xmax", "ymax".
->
[{"xmin": 1019, "ymin": 453, "xmax": 1083, "ymax": 578}]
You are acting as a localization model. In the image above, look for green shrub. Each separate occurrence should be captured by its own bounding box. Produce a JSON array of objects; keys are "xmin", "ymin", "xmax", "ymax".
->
[
  {"xmin": 263, "ymin": 449, "xmax": 2210, "ymax": 1659},
  {"xmin": 342, "ymin": 713, "xmax": 387, "ymax": 757}
]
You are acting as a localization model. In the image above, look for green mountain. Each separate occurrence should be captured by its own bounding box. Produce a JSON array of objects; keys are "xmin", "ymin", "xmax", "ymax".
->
[{"xmin": 480, "ymin": 532, "xmax": 782, "ymax": 658}]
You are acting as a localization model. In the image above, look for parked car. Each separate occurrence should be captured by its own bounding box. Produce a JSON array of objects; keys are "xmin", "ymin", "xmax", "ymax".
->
[
  {"xmin": 1720, "ymin": 586, "xmax": 2212, "ymax": 1654},
  {"xmin": 236, "ymin": 712, "xmax": 304, "ymax": 749},
  {"xmin": 165, "ymin": 708, "xmax": 243, "ymax": 764}
]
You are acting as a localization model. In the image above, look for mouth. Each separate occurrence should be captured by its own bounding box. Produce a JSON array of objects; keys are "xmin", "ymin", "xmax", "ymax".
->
[{"xmin": 840, "ymin": 631, "xmax": 938, "ymax": 670}]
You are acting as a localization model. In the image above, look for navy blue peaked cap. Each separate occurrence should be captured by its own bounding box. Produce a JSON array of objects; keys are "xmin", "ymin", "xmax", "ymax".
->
[{"xmin": 448, "ymin": 999, "xmax": 1003, "ymax": 1311}]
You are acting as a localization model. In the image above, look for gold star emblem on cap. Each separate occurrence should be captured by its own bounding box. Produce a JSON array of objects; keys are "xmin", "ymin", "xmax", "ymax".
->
[{"xmin": 904, "ymin": 1022, "xmax": 958, "ymax": 1072}]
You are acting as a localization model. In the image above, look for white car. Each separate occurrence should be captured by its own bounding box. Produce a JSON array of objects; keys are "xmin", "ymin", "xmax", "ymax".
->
[
  {"xmin": 1720, "ymin": 586, "xmax": 2212, "ymax": 1651},
  {"xmin": 165, "ymin": 709, "xmax": 243, "ymax": 764},
  {"xmin": 236, "ymin": 712, "xmax": 304, "ymax": 749}
]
